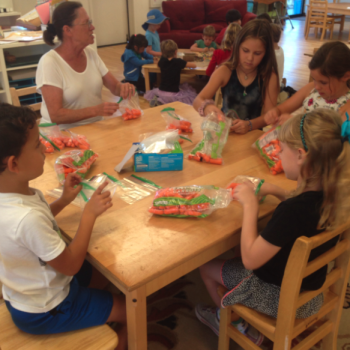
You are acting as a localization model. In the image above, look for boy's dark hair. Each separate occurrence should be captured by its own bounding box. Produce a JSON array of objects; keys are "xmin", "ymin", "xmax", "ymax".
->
[
  {"xmin": 0, "ymin": 103, "xmax": 38, "ymax": 174},
  {"xmin": 270, "ymin": 23, "xmax": 282, "ymax": 43},
  {"xmin": 309, "ymin": 41, "xmax": 350, "ymax": 87},
  {"xmin": 126, "ymin": 34, "xmax": 149, "ymax": 51},
  {"xmin": 256, "ymin": 13, "xmax": 273, "ymax": 23},
  {"xmin": 43, "ymin": 1, "xmax": 83, "ymax": 46},
  {"xmin": 226, "ymin": 9, "xmax": 242, "ymax": 25}
]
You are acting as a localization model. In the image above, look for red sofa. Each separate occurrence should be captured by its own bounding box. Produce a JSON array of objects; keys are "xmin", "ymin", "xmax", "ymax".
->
[{"xmin": 158, "ymin": 0, "xmax": 256, "ymax": 48}]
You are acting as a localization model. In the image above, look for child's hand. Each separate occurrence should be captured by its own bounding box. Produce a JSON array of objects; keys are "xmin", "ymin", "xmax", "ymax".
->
[
  {"xmin": 61, "ymin": 173, "xmax": 82, "ymax": 205},
  {"xmin": 278, "ymin": 113, "xmax": 292, "ymax": 125},
  {"xmin": 203, "ymin": 47, "xmax": 209, "ymax": 52},
  {"xmin": 264, "ymin": 107, "xmax": 280, "ymax": 125},
  {"xmin": 153, "ymin": 57, "xmax": 159, "ymax": 63},
  {"xmin": 230, "ymin": 119, "xmax": 250, "ymax": 134},
  {"xmin": 232, "ymin": 183, "xmax": 257, "ymax": 207},
  {"xmin": 209, "ymin": 47, "xmax": 215, "ymax": 52},
  {"xmin": 84, "ymin": 182, "xmax": 113, "ymax": 218}
]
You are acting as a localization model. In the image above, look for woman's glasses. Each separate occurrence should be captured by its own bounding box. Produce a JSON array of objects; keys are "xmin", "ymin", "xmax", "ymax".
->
[{"xmin": 73, "ymin": 19, "xmax": 93, "ymax": 29}]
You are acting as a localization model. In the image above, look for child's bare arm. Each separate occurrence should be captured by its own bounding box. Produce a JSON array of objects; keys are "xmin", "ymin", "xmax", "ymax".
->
[
  {"xmin": 190, "ymin": 43, "xmax": 208, "ymax": 53},
  {"xmin": 259, "ymin": 182, "xmax": 289, "ymax": 202},
  {"xmin": 46, "ymin": 182, "xmax": 112, "ymax": 276},
  {"xmin": 50, "ymin": 174, "xmax": 82, "ymax": 216},
  {"xmin": 186, "ymin": 62, "xmax": 196, "ymax": 69},
  {"xmin": 146, "ymin": 46, "xmax": 162, "ymax": 57},
  {"xmin": 233, "ymin": 184, "xmax": 281, "ymax": 270}
]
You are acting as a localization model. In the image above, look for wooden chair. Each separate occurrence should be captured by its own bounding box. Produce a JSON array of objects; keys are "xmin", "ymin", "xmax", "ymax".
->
[
  {"xmin": 327, "ymin": 0, "xmax": 345, "ymax": 32},
  {"xmin": 217, "ymin": 221, "xmax": 350, "ymax": 350},
  {"xmin": 0, "ymin": 302, "xmax": 118, "ymax": 350},
  {"xmin": 10, "ymin": 86, "xmax": 41, "ymax": 111},
  {"xmin": 305, "ymin": 0, "xmax": 335, "ymax": 40}
]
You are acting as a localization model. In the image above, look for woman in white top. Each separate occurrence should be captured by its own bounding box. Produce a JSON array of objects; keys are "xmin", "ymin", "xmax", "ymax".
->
[{"xmin": 36, "ymin": 2, "xmax": 134, "ymax": 129}]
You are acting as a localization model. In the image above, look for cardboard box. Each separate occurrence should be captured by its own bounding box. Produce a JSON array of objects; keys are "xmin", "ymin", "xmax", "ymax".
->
[{"xmin": 115, "ymin": 142, "xmax": 183, "ymax": 173}]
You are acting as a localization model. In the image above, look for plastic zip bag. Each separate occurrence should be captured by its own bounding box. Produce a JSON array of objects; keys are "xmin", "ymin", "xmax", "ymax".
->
[
  {"xmin": 47, "ymin": 173, "xmax": 118, "ymax": 208},
  {"xmin": 112, "ymin": 174, "xmax": 161, "ymax": 205},
  {"xmin": 254, "ymin": 126, "xmax": 283, "ymax": 175},
  {"xmin": 161, "ymin": 107, "xmax": 193, "ymax": 133},
  {"xmin": 149, "ymin": 185, "xmax": 232, "ymax": 218},
  {"xmin": 39, "ymin": 123, "xmax": 67, "ymax": 152},
  {"xmin": 139, "ymin": 130, "xmax": 182, "ymax": 154},
  {"xmin": 119, "ymin": 94, "xmax": 143, "ymax": 121},
  {"xmin": 54, "ymin": 149, "xmax": 99, "ymax": 185},
  {"xmin": 226, "ymin": 175, "xmax": 266, "ymax": 203},
  {"xmin": 188, "ymin": 112, "xmax": 232, "ymax": 165}
]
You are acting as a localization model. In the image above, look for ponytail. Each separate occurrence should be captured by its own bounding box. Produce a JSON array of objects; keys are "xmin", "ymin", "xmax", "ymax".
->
[{"xmin": 126, "ymin": 34, "xmax": 148, "ymax": 51}]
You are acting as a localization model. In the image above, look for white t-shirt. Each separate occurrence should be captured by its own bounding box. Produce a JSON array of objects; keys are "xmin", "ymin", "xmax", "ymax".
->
[
  {"xmin": 0, "ymin": 189, "xmax": 72, "ymax": 313},
  {"xmin": 36, "ymin": 46, "xmax": 109, "ymax": 130},
  {"xmin": 275, "ymin": 46, "xmax": 284, "ymax": 84}
]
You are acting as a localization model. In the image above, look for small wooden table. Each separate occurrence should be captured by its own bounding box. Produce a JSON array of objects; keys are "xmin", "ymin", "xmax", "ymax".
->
[
  {"xmin": 143, "ymin": 50, "xmax": 210, "ymax": 91},
  {"xmin": 31, "ymin": 102, "xmax": 294, "ymax": 350}
]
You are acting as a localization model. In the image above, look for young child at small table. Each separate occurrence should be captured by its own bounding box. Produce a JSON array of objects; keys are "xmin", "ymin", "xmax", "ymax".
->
[
  {"xmin": 190, "ymin": 25, "xmax": 217, "ymax": 53},
  {"xmin": 196, "ymin": 109, "xmax": 350, "ymax": 344},
  {"xmin": 144, "ymin": 39, "xmax": 197, "ymax": 106},
  {"xmin": 0, "ymin": 104, "xmax": 127, "ymax": 350},
  {"xmin": 206, "ymin": 23, "xmax": 242, "ymax": 77},
  {"xmin": 215, "ymin": 9, "xmax": 242, "ymax": 46},
  {"xmin": 143, "ymin": 9, "xmax": 168, "ymax": 58},
  {"xmin": 121, "ymin": 34, "xmax": 154, "ymax": 93}
]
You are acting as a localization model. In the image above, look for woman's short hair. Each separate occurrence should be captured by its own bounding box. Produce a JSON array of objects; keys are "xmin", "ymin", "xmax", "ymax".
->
[{"xmin": 43, "ymin": 1, "xmax": 82, "ymax": 46}]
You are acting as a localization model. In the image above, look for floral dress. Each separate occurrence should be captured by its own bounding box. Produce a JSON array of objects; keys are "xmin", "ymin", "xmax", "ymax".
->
[{"xmin": 303, "ymin": 89, "xmax": 350, "ymax": 113}]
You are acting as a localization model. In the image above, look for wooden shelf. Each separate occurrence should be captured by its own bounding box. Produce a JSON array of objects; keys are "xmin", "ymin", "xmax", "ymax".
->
[
  {"xmin": 7, "ymin": 63, "xmax": 38, "ymax": 71},
  {"xmin": 0, "ymin": 12, "xmax": 21, "ymax": 17}
]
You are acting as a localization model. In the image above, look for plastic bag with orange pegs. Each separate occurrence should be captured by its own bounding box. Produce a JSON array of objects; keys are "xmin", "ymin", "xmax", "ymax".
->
[
  {"xmin": 188, "ymin": 112, "xmax": 232, "ymax": 165},
  {"xmin": 39, "ymin": 123, "xmax": 67, "ymax": 153},
  {"xmin": 54, "ymin": 149, "xmax": 99, "ymax": 185},
  {"xmin": 148, "ymin": 185, "xmax": 232, "ymax": 218},
  {"xmin": 118, "ymin": 93, "xmax": 143, "ymax": 121},
  {"xmin": 161, "ymin": 107, "xmax": 193, "ymax": 134},
  {"xmin": 254, "ymin": 126, "xmax": 283, "ymax": 175}
]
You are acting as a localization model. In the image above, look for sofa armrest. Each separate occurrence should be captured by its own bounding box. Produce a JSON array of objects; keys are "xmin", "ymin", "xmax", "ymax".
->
[
  {"xmin": 158, "ymin": 19, "xmax": 171, "ymax": 33},
  {"xmin": 242, "ymin": 12, "xmax": 257, "ymax": 26}
]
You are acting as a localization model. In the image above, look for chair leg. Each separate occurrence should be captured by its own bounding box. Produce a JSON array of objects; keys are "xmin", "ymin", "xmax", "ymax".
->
[
  {"xmin": 330, "ymin": 25, "xmax": 333, "ymax": 39},
  {"xmin": 322, "ymin": 331, "xmax": 337, "ymax": 350},
  {"xmin": 218, "ymin": 307, "xmax": 231, "ymax": 350},
  {"xmin": 340, "ymin": 15, "xmax": 345, "ymax": 31},
  {"xmin": 321, "ymin": 24, "xmax": 326, "ymax": 40}
]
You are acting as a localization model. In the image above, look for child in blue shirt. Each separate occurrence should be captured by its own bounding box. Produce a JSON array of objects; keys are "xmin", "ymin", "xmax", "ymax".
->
[
  {"xmin": 142, "ymin": 9, "xmax": 168, "ymax": 57},
  {"xmin": 121, "ymin": 34, "xmax": 154, "ymax": 93},
  {"xmin": 191, "ymin": 25, "xmax": 217, "ymax": 53}
]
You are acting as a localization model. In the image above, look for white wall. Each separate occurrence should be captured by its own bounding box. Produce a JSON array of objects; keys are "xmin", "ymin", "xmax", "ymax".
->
[{"xmin": 13, "ymin": 0, "xmax": 36, "ymax": 15}]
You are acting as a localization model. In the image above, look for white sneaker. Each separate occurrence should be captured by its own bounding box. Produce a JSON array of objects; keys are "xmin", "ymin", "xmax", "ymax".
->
[
  {"xmin": 233, "ymin": 319, "xmax": 264, "ymax": 346},
  {"xmin": 195, "ymin": 304, "xmax": 220, "ymax": 336}
]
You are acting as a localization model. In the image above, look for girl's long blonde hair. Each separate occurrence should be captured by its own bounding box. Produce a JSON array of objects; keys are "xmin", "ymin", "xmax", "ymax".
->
[
  {"xmin": 224, "ymin": 19, "xmax": 279, "ymax": 105},
  {"xmin": 278, "ymin": 109, "xmax": 350, "ymax": 229},
  {"xmin": 222, "ymin": 23, "xmax": 242, "ymax": 51}
]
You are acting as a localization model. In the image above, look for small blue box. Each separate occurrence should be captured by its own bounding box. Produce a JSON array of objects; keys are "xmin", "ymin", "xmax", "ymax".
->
[{"xmin": 134, "ymin": 142, "xmax": 183, "ymax": 172}]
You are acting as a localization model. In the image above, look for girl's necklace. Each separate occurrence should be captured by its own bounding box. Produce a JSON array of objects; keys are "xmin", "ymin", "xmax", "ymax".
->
[{"xmin": 238, "ymin": 66, "xmax": 257, "ymax": 97}]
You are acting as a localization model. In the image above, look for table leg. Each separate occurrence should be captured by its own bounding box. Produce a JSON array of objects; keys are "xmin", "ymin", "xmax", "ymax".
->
[
  {"xmin": 144, "ymin": 69, "xmax": 151, "ymax": 92},
  {"xmin": 126, "ymin": 286, "xmax": 147, "ymax": 350}
]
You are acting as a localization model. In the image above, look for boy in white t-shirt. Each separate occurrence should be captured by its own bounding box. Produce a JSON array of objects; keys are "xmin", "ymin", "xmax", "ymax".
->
[
  {"xmin": 270, "ymin": 23, "xmax": 284, "ymax": 86},
  {"xmin": 0, "ymin": 104, "xmax": 127, "ymax": 350}
]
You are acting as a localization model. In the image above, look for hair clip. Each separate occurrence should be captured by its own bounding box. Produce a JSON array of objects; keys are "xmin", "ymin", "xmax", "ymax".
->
[
  {"xmin": 300, "ymin": 114, "xmax": 308, "ymax": 151},
  {"xmin": 341, "ymin": 112, "xmax": 350, "ymax": 143}
]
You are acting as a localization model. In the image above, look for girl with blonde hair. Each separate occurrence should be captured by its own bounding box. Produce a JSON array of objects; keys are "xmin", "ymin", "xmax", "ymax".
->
[
  {"xmin": 206, "ymin": 23, "xmax": 242, "ymax": 77},
  {"xmin": 196, "ymin": 109, "xmax": 350, "ymax": 343}
]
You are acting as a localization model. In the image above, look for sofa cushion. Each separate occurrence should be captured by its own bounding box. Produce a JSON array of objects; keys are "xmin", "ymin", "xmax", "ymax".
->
[
  {"xmin": 204, "ymin": 0, "xmax": 247, "ymax": 24},
  {"xmin": 162, "ymin": 0, "xmax": 205, "ymax": 31},
  {"xmin": 190, "ymin": 23, "xmax": 224, "ymax": 33}
]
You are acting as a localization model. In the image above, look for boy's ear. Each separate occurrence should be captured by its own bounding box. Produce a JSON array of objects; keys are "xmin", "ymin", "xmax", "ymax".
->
[{"xmin": 6, "ymin": 155, "xmax": 20, "ymax": 174}]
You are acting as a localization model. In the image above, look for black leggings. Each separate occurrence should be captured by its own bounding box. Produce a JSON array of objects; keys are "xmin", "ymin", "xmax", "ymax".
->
[{"xmin": 125, "ymin": 74, "xmax": 153, "ymax": 93}]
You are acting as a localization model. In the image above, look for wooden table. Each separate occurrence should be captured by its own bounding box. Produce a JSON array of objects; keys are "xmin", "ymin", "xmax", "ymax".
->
[
  {"xmin": 143, "ymin": 50, "xmax": 210, "ymax": 91},
  {"xmin": 31, "ymin": 102, "xmax": 294, "ymax": 350}
]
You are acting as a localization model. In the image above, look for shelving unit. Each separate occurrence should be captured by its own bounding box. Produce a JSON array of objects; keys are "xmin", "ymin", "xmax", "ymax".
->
[{"xmin": 0, "ymin": 36, "xmax": 98, "ymax": 106}]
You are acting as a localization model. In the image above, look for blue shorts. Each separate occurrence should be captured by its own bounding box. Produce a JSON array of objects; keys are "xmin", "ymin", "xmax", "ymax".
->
[{"xmin": 5, "ymin": 261, "xmax": 114, "ymax": 335}]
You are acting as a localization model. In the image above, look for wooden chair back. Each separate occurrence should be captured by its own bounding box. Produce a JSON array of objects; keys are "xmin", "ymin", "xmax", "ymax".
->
[
  {"xmin": 10, "ymin": 86, "xmax": 41, "ymax": 111},
  {"xmin": 218, "ymin": 221, "xmax": 350, "ymax": 350},
  {"xmin": 0, "ymin": 302, "xmax": 118, "ymax": 350}
]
